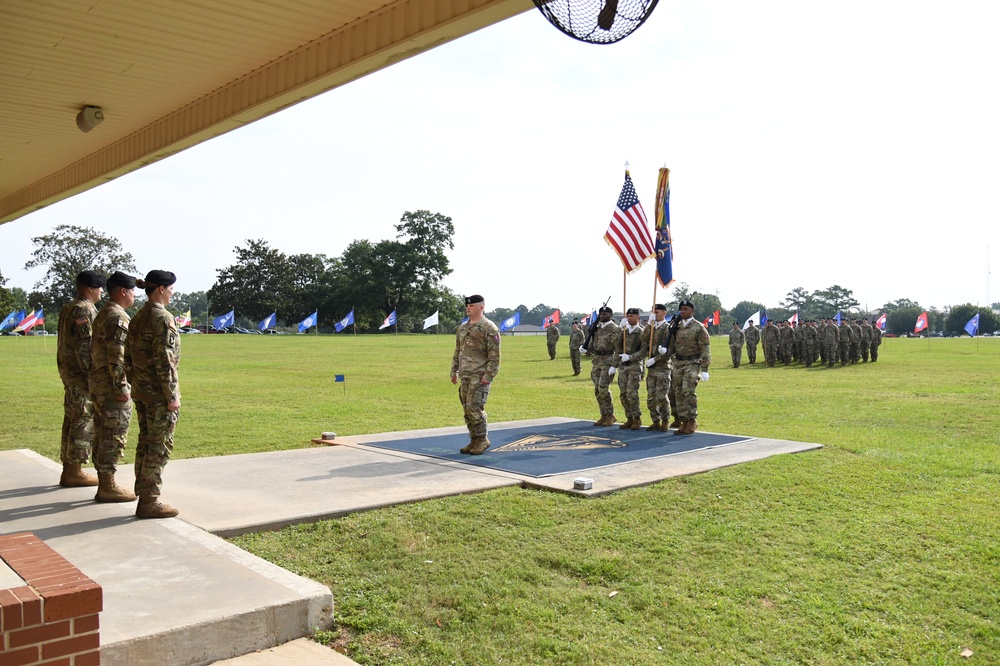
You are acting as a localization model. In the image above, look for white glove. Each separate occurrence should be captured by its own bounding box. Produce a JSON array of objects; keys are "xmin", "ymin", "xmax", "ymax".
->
[
  {"xmin": 608, "ymin": 366, "xmax": 617, "ymax": 376},
  {"xmin": 579, "ymin": 345, "xmax": 587, "ymax": 354},
  {"xmin": 700, "ymin": 371, "xmax": 709, "ymax": 381},
  {"xmin": 644, "ymin": 357, "xmax": 656, "ymax": 368},
  {"xmin": 620, "ymin": 353, "xmax": 630, "ymax": 362},
  {"xmin": 658, "ymin": 346, "xmax": 667, "ymax": 355}
]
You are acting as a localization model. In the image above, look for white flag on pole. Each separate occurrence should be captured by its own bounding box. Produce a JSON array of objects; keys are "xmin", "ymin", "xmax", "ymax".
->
[
  {"xmin": 423, "ymin": 311, "xmax": 439, "ymax": 330},
  {"xmin": 743, "ymin": 310, "xmax": 760, "ymax": 331}
]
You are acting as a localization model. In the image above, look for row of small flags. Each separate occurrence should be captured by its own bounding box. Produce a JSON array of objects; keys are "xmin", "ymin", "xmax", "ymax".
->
[
  {"xmin": 0, "ymin": 308, "xmax": 44, "ymax": 332},
  {"xmin": 185, "ymin": 308, "xmax": 443, "ymax": 333}
]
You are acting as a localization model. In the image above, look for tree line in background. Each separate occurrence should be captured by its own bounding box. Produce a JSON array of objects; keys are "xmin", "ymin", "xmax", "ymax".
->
[{"xmin": 3, "ymin": 221, "xmax": 1000, "ymax": 337}]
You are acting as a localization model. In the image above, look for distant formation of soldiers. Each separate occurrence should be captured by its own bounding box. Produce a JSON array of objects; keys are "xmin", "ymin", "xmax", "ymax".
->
[{"xmin": 740, "ymin": 318, "xmax": 882, "ymax": 369}]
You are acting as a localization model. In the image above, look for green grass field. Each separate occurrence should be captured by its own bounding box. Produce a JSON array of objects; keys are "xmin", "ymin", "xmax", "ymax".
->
[{"xmin": 2, "ymin": 334, "xmax": 998, "ymax": 664}]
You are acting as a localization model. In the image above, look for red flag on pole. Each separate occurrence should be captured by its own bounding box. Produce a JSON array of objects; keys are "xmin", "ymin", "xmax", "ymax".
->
[
  {"xmin": 712, "ymin": 310, "xmax": 720, "ymax": 326},
  {"xmin": 914, "ymin": 311, "xmax": 928, "ymax": 333}
]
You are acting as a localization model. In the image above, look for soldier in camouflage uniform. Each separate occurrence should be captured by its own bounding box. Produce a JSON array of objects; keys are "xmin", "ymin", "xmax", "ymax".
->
[
  {"xmin": 860, "ymin": 319, "xmax": 873, "ymax": 362},
  {"xmin": 744, "ymin": 322, "xmax": 760, "ymax": 364},
  {"xmin": 669, "ymin": 300, "xmax": 711, "ymax": 435},
  {"xmin": 779, "ymin": 320, "xmax": 793, "ymax": 365},
  {"xmin": 762, "ymin": 319, "xmax": 780, "ymax": 367},
  {"xmin": 870, "ymin": 319, "xmax": 883, "ymax": 361},
  {"xmin": 644, "ymin": 305, "xmax": 674, "ymax": 431},
  {"xmin": 728, "ymin": 321, "xmax": 744, "ymax": 368},
  {"xmin": 569, "ymin": 320, "xmax": 585, "ymax": 376},
  {"xmin": 450, "ymin": 294, "xmax": 501, "ymax": 455},
  {"xmin": 126, "ymin": 270, "xmax": 182, "ymax": 518},
  {"xmin": 822, "ymin": 318, "xmax": 840, "ymax": 367},
  {"xmin": 849, "ymin": 319, "xmax": 862, "ymax": 364},
  {"xmin": 803, "ymin": 320, "xmax": 819, "ymax": 367},
  {"xmin": 546, "ymin": 320, "xmax": 560, "ymax": 360},
  {"xmin": 584, "ymin": 306, "xmax": 620, "ymax": 426},
  {"xmin": 89, "ymin": 272, "xmax": 141, "ymax": 503},
  {"xmin": 838, "ymin": 319, "xmax": 852, "ymax": 366},
  {"xmin": 610, "ymin": 308, "xmax": 647, "ymax": 430},
  {"xmin": 56, "ymin": 270, "xmax": 106, "ymax": 487}
]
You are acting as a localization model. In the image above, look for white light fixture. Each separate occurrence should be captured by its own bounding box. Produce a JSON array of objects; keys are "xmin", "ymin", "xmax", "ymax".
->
[{"xmin": 76, "ymin": 106, "xmax": 104, "ymax": 132}]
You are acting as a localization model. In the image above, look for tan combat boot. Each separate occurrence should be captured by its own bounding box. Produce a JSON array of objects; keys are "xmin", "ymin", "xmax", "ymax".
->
[
  {"xmin": 136, "ymin": 497, "xmax": 179, "ymax": 519},
  {"xmin": 468, "ymin": 436, "xmax": 491, "ymax": 456},
  {"xmin": 630, "ymin": 417, "xmax": 642, "ymax": 430},
  {"xmin": 618, "ymin": 417, "xmax": 634, "ymax": 430},
  {"xmin": 597, "ymin": 414, "xmax": 616, "ymax": 427},
  {"xmin": 95, "ymin": 472, "xmax": 137, "ymax": 502},
  {"xmin": 593, "ymin": 416, "xmax": 605, "ymax": 426},
  {"xmin": 460, "ymin": 439, "xmax": 474, "ymax": 454},
  {"xmin": 684, "ymin": 419, "xmax": 698, "ymax": 434},
  {"xmin": 666, "ymin": 419, "xmax": 681, "ymax": 430},
  {"xmin": 60, "ymin": 463, "xmax": 99, "ymax": 487},
  {"xmin": 672, "ymin": 421, "xmax": 687, "ymax": 435},
  {"xmin": 647, "ymin": 421, "xmax": 661, "ymax": 431}
]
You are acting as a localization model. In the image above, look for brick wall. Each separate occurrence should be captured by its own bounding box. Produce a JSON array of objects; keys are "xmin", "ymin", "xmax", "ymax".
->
[{"xmin": 0, "ymin": 533, "xmax": 102, "ymax": 666}]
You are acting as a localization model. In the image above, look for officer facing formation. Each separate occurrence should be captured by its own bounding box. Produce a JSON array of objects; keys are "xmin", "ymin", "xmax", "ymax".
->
[
  {"xmin": 89, "ymin": 271, "xmax": 141, "ymax": 503},
  {"xmin": 126, "ymin": 270, "xmax": 182, "ymax": 518},
  {"xmin": 744, "ymin": 321, "xmax": 760, "ymax": 364},
  {"xmin": 643, "ymin": 305, "xmax": 674, "ymax": 431},
  {"xmin": 568, "ymin": 320, "xmax": 585, "ymax": 376},
  {"xmin": 669, "ymin": 300, "xmax": 711, "ymax": 435},
  {"xmin": 728, "ymin": 321, "xmax": 744, "ymax": 368},
  {"xmin": 583, "ymin": 306, "xmax": 620, "ymax": 426},
  {"xmin": 56, "ymin": 270, "xmax": 106, "ymax": 487},
  {"xmin": 610, "ymin": 308, "xmax": 648, "ymax": 430},
  {"xmin": 450, "ymin": 294, "xmax": 501, "ymax": 455},
  {"xmin": 546, "ymin": 319, "xmax": 560, "ymax": 360}
]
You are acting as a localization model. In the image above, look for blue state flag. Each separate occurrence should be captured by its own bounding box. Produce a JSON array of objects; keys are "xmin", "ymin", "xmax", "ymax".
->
[
  {"xmin": 834, "ymin": 311, "xmax": 842, "ymax": 324},
  {"xmin": 335, "ymin": 309, "xmax": 355, "ymax": 333},
  {"xmin": 379, "ymin": 310, "xmax": 397, "ymax": 330},
  {"xmin": 0, "ymin": 310, "xmax": 21, "ymax": 330},
  {"xmin": 213, "ymin": 310, "xmax": 234, "ymax": 330},
  {"xmin": 334, "ymin": 374, "xmax": 345, "ymax": 383},
  {"xmin": 499, "ymin": 312, "xmax": 520, "ymax": 332},
  {"xmin": 654, "ymin": 168, "xmax": 674, "ymax": 287},
  {"xmin": 258, "ymin": 312, "xmax": 277, "ymax": 331},
  {"xmin": 760, "ymin": 308, "xmax": 768, "ymax": 327},
  {"xmin": 298, "ymin": 311, "xmax": 318, "ymax": 332},
  {"xmin": 964, "ymin": 313, "xmax": 980, "ymax": 337}
]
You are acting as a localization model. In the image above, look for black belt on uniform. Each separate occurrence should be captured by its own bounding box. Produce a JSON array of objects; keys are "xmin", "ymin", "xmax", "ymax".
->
[
  {"xmin": 590, "ymin": 350, "xmax": 614, "ymax": 355},
  {"xmin": 674, "ymin": 354, "xmax": 700, "ymax": 361}
]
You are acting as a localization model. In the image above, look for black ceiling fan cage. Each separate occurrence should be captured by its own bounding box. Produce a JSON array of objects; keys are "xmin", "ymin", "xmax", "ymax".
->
[{"xmin": 531, "ymin": 0, "xmax": 660, "ymax": 44}]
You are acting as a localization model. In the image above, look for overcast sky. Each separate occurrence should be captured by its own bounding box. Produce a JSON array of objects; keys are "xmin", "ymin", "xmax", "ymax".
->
[{"xmin": 2, "ymin": 0, "xmax": 998, "ymax": 316}]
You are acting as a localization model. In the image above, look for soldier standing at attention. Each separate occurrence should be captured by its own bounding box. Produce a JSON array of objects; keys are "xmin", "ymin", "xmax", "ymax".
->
[
  {"xmin": 668, "ymin": 300, "xmax": 711, "ymax": 435},
  {"xmin": 849, "ymin": 319, "xmax": 863, "ymax": 364},
  {"xmin": 90, "ymin": 272, "xmax": 141, "ymax": 503},
  {"xmin": 644, "ymin": 305, "xmax": 673, "ymax": 431},
  {"xmin": 728, "ymin": 321, "xmax": 744, "ymax": 368},
  {"xmin": 779, "ymin": 320, "xmax": 794, "ymax": 365},
  {"xmin": 126, "ymin": 270, "xmax": 182, "ymax": 518},
  {"xmin": 583, "ymin": 306, "xmax": 620, "ymax": 426},
  {"xmin": 803, "ymin": 320, "xmax": 819, "ymax": 367},
  {"xmin": 838, "ymin": 318, "xmax": 852, "ymax": 366},
  {"xmin": 860, "ymin": 319, "xmax": 874, "ymax": 362},
  {"xmin": 569, "ymin": 320, "xmax": 585, "ymax": 376},
  {"xmin": 762, "ymin": 319, "xmax": 780, "ymax": 367},
  {"xmin": 546, "ymin": 318, "xmax": 560, "ymax": 360},
  {"xmin": 610, "ymin": 308, "xmax": 647, "ymax": 430},
  {"xmin": 744, "ymin": 321, "xmax": 760, "ymax": 364},
  {"xmin": 450, "ymin": 295, "xmax": 501, "ymax": 455},
  {"xmin": 823, "ymin": 317, "xmax": 840, "ymax": 368},
  {"xmin": 56, "ymin": 270, "xmax": 106, "ymax": 487},
  {"xmin": 870, "ymin": 319, "xmax": 883, "ymax": 361}
]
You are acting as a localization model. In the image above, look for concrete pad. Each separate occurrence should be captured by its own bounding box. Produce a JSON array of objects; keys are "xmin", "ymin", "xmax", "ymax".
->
[
  {"xmin": 210, "ymin": 638, "xmax": 356, "ymax": 665},
  {"xmin": 0, "ymin": 449, "xmax": 332, "ymax": 666}
]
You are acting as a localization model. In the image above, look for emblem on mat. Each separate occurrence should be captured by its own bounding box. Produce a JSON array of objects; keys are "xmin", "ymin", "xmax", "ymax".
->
[{"xmin": 494, "ymin": 434, "xmax": 627, "ymax": 452}]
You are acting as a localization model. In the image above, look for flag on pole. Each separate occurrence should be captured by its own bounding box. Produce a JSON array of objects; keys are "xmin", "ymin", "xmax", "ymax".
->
[
  {"xmin": 258, "ymin": 312, "xmax": 277, "ymax": 331},
  {"xmin": 875, "ymin": 313, "xmax": 887, "ymax": 331},
  {"xmin": 213, "ymin": 310, "xmax": 234, "ymax": 330},
  {"xmin": 605, "ymin": 171, "xmax": 655, "ymax": 273},
  {"xmin": 298, "ymin": 311, "xmax": 318, "ymax": 333},
  {"xmin": 914, "ymin": 311, "xmax": 929, "ymax": 333},
  {"xmin": 742, "ymin": 310, "xmax": 760, "ymax": 331},
  {"xmin": 654, "ymin": 167, "xmax": 674, "ymax": 287},
  {"xmin": 834, "ymin": 311, "xmax": 842, "ymax": 325},
  {"xmin": 499, "ymin": 312, "xmax": 520, "ymax": 332},
  {"xmin": 964, "ymin": 313, "xmax": 980, "ymax": 337},
  {"xmin": 335, "ymin": 309, "xmax": 355, "ymax": 333},
  {"xmin": 712, "ymin": 310, "xmax": 720, "ymax": 326},
  {"xmin": 542, "ymin": 310, "xmax": 560, "ymax": 329},
  {"xmin": 702, "ymin": 316, "xmax": 711, "ymax": 327},
  {"xmin": 422, "ymin": 311, "xmax": 439, "ymax": 330},
  {"xmin": 14, "ymin": 309, "xmax": 43, "ymax": 332},
  {"xmin": 175, "ymin": 310, "xmax": 192, "ymax": 327},
  {"xmin": 379, "ymin": 310, "xmax": 396, "ymax": 330},
  {"xmin": 335, "ymin": 374, "xmax": 345, "ymax": 382},
  {"xmin": 0, "ymin": 310, "xmax": 23, "ymax": 330},
  {"xmin": 789, "ymin": 312, "xmax": 798, "ymax": 326},
  {"xmin": 760, "ymin": 308, "xmax": 769, "ymax": 327}
]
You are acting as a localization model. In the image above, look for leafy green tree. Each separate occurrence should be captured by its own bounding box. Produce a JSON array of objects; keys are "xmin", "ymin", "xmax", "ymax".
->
[
  {"xmin": 729, "ymin": 301, "xmax": 765, "ymax": 327},
  {"xmin": 811, "ymin": 285, "xmax": 859, "ymax": 317},
  {"xmin": 781, "ymin": 287, "xmax": 815, "ymax": 319},
  {"xmin": 886, "ymin": 306, "xmax": 925, "ymax": 336},
  {"xmin": 22, "ymin": 224, "xmax": 136, "ymax": 314},
  {"xmin": 170, "ymin": 291, "xmax": 209, "ymax": 326},
  {"xmin": 208, "ymin": 239, "xmax": 293, "ymax": 321},
  {"xmin": 881, "ymin": 298, "xmax": 922, "ymax": 313},
  {"xmin": 0, "ymin": 270, "xmax": 29, "ymax": 316}
]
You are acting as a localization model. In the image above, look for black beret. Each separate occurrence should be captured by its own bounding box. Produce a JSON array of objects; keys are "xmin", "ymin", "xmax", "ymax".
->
[
  {"xmin": 145, "ymin": 270, "xmax": 176, "ymax": 287},
  {"xmin": 572, "ymin": 319, "xmax": 579, "ymax": 324},
  {"xmin": 678, "ymin": 299, "xmax": 694, "ymax": 308},
  {"xmin": 654, "ymin": 303, "xmax": 667, "ymax": 311},
  {"xmin": 464, "ymin": 294, "xmax": 484, "ymax": 305},
  {"xmin": 733, "ymin": 321, "xmax": 739, "ymax": 325},
  {"xmin": 106, "ymin": 271, "xmax": 137, "ymax": 290},
  {"xmin": 76, "ymin": 270, "xmax": 106, "ymax": 289},
  {"xmin": 626, "ymin": 307, "xmax": 640, "ymax": 315},
  {"xmin": 598, "ymin": 306, "xmax": 613, "ymax": 314}
]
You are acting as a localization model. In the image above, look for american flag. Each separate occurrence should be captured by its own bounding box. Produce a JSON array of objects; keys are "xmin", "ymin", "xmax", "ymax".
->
[{"xmin": 605, "ymin": 171, "xmax": 654, "ymax": 273}]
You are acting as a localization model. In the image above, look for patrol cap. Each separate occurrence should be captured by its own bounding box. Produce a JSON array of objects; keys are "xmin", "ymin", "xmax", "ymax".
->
[
  {"xmin": 654, "ymin": 303, "xmax": 667, "ymax": 311},
  {"xmin": 626, "ymin": 307, "xmax": 640, "ymax": 315},
  {"xmin": 76, "ymin": 270, "xmax": 106, "ymax": 289},
  {"xmin": 464, "ymin": 294, "xmax": 484, "ymax": 305},
  {"xmin": 678, "ymin": 299, "xmax": 694, "ymax": 309},
  {"xmin": 598, "ymin": 306, "xmax": 613, "ymax": 314},
  {"xmin": 144, "ymin": 270, "xmax": 176, "ymax": 287},
  {"xmin": 106, "ymin": 271, "xmax": 137, "ymax": 290}
]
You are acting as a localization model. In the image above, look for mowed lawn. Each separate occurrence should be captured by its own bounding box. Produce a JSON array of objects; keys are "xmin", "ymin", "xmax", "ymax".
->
[{"xmin": 2, "ymin": 334, "xmax": 999, "ymax": 664}]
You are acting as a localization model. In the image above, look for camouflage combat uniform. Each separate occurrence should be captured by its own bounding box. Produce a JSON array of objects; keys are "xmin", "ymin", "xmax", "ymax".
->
[
  {"xmin": 762, "ymin": 322, "xmax": 780, "ymax": 367},
  {"xmin": 588, "ymin": 320, "xmax": 621, "ymax": 419},
  {"xmin": 89, "ymin": 301, "xmax": 132, "ymax": 475},
  {"xmin": 669, "ymin": 318, "xmax": 711, "ymax": 423},
  {"xmin": 822, "ymin": 321, "xmax": 840, "ymax": 367},
  {"xmin": 728, "ymin": 326, "xmax": 744, "ymax": 367},
  {"xmin": 779, "ymin": 322, "xmax": 793, "ymax": 365},
  {"xmin": 57, "ymin": 298, "xmax": 98, "ymax": 464},
  {"xmin": 569, "ymin": 325, "xmax": 585, "ymax": 375},
  {"xmin": 744, "ymin": 324, "xmax": 760, "ymax": 364},
  {"xmin": 860, "ymin": 321, "xmax": 873, "ymax": 362},
  {"xmin": 546, "ymin": 324, "xmax": 560, "ymax": 360},
  {"xmin": 450, "ymin": 317, "xmax": 501, "ymax": 439},
  {"xmin": 870, "ymin": 324, "xmax": 882, "ymax": 362},
  {"xmin": 612, "ymin": 322, "xmax": 648, "ymax": 425},
  {"xmin": 838, "ymin": 322, "xmax": 852, "ymax": 366},
  {"xmin": 126, "ymin": 301, "xmax": 181, "ymax": 500},
  {"xmin": 645, "ymin": 320, "xmax": 673, "ymax": 426},
  {"xmin": 849, "ymin": 321, "xmax": 862, "ymax": 363},
  {"xmin": 803, "ymin": 322, "xmax": 818, "ymax": 367}
]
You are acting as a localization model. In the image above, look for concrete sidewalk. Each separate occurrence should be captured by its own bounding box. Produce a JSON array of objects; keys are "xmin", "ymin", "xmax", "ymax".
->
[{"xmin": 1, "ymin": 418, "xmax": 821, "ymax": 665}]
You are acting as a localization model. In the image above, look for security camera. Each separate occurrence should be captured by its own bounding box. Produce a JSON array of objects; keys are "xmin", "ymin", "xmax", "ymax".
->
[{"xmin": 76, "ymin": 106, "xmax": 105, "ymax": 133}]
